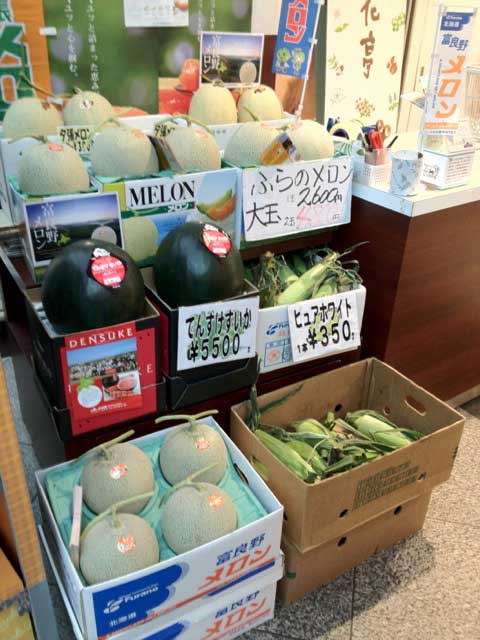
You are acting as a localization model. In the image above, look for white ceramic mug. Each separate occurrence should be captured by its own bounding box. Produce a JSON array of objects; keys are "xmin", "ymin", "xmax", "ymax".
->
[{"xmin": 390, "ymin": 150, "xmax": 423, "ymax": 196}]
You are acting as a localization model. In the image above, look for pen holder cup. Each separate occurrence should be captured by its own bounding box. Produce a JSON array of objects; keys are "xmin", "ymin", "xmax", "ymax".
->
[{"xmin": 353, "ymin": 150, "xmax": 392, "ymax": 188}]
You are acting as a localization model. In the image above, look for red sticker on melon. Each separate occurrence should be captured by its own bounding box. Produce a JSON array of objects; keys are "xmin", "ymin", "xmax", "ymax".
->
[
  {"xmin": 117, "ymin": 536, "xmax": 136, "ymax": 554},
  {"xmin": 202, "ymin": 224, "xmax": 231, "ymax": 259},
  {"xmin": 48, "ymin": 143, "xmax": 64, "ymax": 152},
  {"xmin": 208, "ymin": 494, "xmax": 224, "ymax": 509},
  {"xmin": 90, "ymin": 249, "xmax": 126, "ymax": 288},
  {"xmin": 195, "ymin": 436, "xmax": 211, "ymax": 452}
]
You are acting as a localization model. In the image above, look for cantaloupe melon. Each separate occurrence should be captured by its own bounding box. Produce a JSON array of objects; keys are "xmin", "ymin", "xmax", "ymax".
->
[
  {"xmin": 288, "ymin": 120, "xmax": 334, "ymax": 160},
  {"xmin": 81, "ymin": 438, "xmax": 155, "ymax": 514},
  {"xmin": 224, "ymin": 121, "xmax": 278, "ymax": 168},
  {"xmin": 165, "ymin": 123, "xmax": 221, "ymax": 172},
  {"xmin": 237, "ymin": 85, "xmax": 283, "ymax": 123},
  {"xmin": 162, "ymin": 482, "xmax": 237, "ymax": 554},
  {"xmin": 2, "ymin": 97, "xmax": 62, "ymax": 139},
  {"xmin": 18, "ymin": 142, "xmax": 89, "ymax": 196},
  {"xmin": 189, "ymin": 84, "xmax": 237, "ymax": 125},
  {"xmin": 64, "ymin": 90, "xmax": 115, "ymax": 127},
  {"xmin": 157, "ymin": 412, "xmax": 228, "ymax": 486},
  {"xmin": 80, "ymin": 505, "xmax": 159, "ymax": 584},
  {"xmin": 122, "ymin": 216, "xmax": 159, "ymax": 263},
  {"xmin": 239, "ymin": 61, "xmax": 258, "ymax": 84},
  {"xmin": 91, "ymin": 126, "xmax": 159, "ymax": 177},
  {"xmin": 91, "ymin": 225, "xmax": 118, "ymax": 244}
]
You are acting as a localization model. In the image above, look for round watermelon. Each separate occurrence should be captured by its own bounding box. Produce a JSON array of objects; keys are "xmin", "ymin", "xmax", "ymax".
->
[
  {"xmin": 153, "ymin": 223, "xmax": 244, "ymax": 308},
  {"xmin": 42, "ymin": 240, "xmax": 145, "ymax": 334}
]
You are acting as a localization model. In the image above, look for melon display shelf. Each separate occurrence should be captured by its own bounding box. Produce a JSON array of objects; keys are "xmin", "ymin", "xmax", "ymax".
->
[{"xmin": 0, "ymin": 242, "xmax": 359, "ymax": 460}]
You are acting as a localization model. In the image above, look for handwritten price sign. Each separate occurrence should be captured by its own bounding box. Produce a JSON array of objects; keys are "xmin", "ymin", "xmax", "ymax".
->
[
  {"xmin": 177, "ymin": 297, "xmax": 259, "ymax": 371},
  {"xmin": 288, "ymin": 290, "xmax": 360, "ymax": 363},
  {"xmin": 242, "ymin": 157, "xmax": 353, "ymax": 242},
  {"xmin": 58, "ymin": 126, "xmax": 94, "ymax": 154}
]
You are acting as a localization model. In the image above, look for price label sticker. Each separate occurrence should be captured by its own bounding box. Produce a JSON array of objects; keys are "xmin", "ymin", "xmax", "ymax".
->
[
  {"xmin": 288, "ymin": 290, "xmax": 361, "ymax": 363},
  {"xmin": 242, "ymin": 157, "xmax": 353, "ymax": 242},
  {"xmin": 58, "ymin": 125, "xmax": 94, "ymax": 154},
  {"xmin": 177, "ymin": 296, "xmax": 259, "ymax": 371}
]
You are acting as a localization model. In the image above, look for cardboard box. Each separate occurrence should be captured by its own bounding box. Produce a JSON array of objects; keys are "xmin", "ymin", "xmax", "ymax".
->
[
  {"xmin": 93, "ymin": 166, "xmax": 241, "ymax": 264},
  {"xmin": 40, "ymin": 525, "xmax": 282, "ymax": 640},
  {"xmin": 278, "ymin": 492, "xmax": 431, "ymax": 606},
  {"xmin": 0, "ymin": 546, "xmax": 35, "ymax": 640},
  {"xmin": 10, "ymin": 182, "xmax": 123, "ymax": 283},
  {"xmin": 36, "ymin": 419, "xmax": 284, "ymax": 640},
  {"xmin": 231, "ymin": 358, "xmax": 464, "ymax": 552},
  {"xmin": 25, "ymin": 288, "xmax": 165, "ymax": 439},
  {"xmin": 257, "ymin": 285, "xmax": 367, "ymax": 373}
]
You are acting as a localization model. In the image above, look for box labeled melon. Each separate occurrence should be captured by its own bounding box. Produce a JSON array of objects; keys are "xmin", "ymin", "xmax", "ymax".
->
[
  {"xmin": 25, "ymin": 287, "xmax": 165, "ymax": 439},
  {"xmin": 36, "ymin": 417, "xmax": 284, "ymax": 640},
  {"xmin": 93, "ymin": 166, "xmax": 241, "ymax": 267}
]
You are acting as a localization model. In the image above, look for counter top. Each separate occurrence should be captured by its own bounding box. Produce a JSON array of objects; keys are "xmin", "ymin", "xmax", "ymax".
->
[{"xmin": 352, "ymin": 135, "xmax": 480, "ymax": 217}]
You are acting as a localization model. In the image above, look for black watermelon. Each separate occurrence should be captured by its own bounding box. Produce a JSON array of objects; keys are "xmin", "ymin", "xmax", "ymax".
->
[
  {"xmin": 42, "ymin": 239, "xmax": 145, "ymax": 334},
  {"xmin": 153, "ymin": 222, "xmax": 244, "ymax": 308}
]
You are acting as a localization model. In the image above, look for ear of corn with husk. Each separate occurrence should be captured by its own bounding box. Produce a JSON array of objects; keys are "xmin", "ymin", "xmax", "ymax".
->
[{"xmin": 247, "ymin": 382, "xmax": 423, "ymax": 483}]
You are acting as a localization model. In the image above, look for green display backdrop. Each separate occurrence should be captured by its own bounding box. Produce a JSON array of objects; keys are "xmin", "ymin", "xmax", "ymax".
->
[{"xmin": 43, "ymin": 0, "xmax": 252, "ymax": 114}]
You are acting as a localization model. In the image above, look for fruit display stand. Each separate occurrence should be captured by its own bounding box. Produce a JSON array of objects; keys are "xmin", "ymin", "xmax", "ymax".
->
[
  {"xmin": 0, "ymin": 241, "xmax": 360, "ymax": 459},
  {"xmin": 333, "ymin": 159, "xmax": 480, "ymax": 404},
  {"xmin": 0, "ymin": 359, "xmax": 60, "ymax": 640}
]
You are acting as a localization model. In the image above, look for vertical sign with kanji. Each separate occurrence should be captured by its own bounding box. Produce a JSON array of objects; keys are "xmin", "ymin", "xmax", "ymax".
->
[
  {"xmin": 423, "ymin": 7, "xmax": 477, "ymax": 136},
  {"xmin": 272, "ymin": 0, "xmax": 321, "ymax": 78}
]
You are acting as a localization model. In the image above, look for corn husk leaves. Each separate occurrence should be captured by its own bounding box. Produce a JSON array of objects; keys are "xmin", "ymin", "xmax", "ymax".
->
[{"xmin": 246, "ymin": 385, "xmax": 423, "ymax": 483}]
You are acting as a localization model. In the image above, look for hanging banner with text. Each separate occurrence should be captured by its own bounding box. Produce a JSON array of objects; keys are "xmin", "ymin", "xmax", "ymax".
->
[
  {"xmin": 288, "ymin": 290, "xmax": 360, "ymax": 363},
  {"xmin": 273, "ymin": 0, "xmax": 322, "ymax": 78},
  {"xmin": 242, "ymin": 157, "xmax": 353, "ymax": 242},
  {"xmin": 423, "ymin": 7, "xmax": 477, "ymax": 135},
  {"xmin": 177, "ymin": 297, "xmax": 259, "ymax": 371}
]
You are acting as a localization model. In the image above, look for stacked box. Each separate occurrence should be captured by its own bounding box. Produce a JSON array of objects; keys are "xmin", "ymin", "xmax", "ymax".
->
[
  {"xmin": 230, "ymin": 358, "xmax": 464, "ymax": 603},
  {"xmin": 36, "ymin": 419, "xmax": 284, "ymax": 640}
]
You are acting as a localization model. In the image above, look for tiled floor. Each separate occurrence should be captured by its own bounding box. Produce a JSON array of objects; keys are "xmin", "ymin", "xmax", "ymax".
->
[{"xmin": 5, "ymin": 356, "xmax": 480, "ymax": 640}]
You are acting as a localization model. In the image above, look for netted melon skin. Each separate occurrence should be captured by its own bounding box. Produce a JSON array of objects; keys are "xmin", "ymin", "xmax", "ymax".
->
[
  {"xmin": 237, "ymin": 86, "xmax": 283, "ymax": 123},
  {"xmin": 166, "ymin": 127, "xmax": 221, "ymax": 172},
  {"xmin": 64, "ymin": 91, "xmax": 115, "ymax": 127},
  {"xmin": 80, "ymin": 513, "xmax": 159, "ymax": 585},
  {"xmin": 3, "ymin": 97, "xmax": 63, "ymax": 139},
  {"xmin": 91, "ymin": 127, "xmax": 159, "ymax": 177},
  {"xmin": 289, "ymin": 120, "xmax": 334, "ymax": 161},
  {"xmin": 224, "ymin": 122, "xmax": 278, "ymax": 168},
  {"xmin": 123, "ymin": 216, "xmax": 159, "ymax": 262},
  {"xmin": 162, "ymin": 483, "xmax": 237, "ymax": 554},
  {"xmin": 189, "ymin": 85, "xmax": 237, "ymax": 126},
  {"xmin": 159, "ymin": 424, "xmax": 228, "ymax": 486},
  {"xmin": 81, "ymin": 443, "xmax": 155, "ymax": 515},
  {"xmin": 18, "ymin": 143, "xmax": 89, "ymax": 196}
]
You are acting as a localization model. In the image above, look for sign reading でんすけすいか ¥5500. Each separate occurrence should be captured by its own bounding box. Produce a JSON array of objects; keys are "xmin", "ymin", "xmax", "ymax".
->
[
  {"xmin": 242, "ymin": 157, "xmax": 353, "ymax": 242},
  {"xmin": 177, "ymin": 297, "xmax": 259, "ymax": 371}
]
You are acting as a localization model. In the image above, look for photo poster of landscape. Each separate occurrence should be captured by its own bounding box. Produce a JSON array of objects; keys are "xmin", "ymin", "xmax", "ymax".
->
[
  {"xmin": 200, "ymin": 32, "xmax": 264, "ymax": 86},
  {"xmin": 42, "ymin": 0, "xmax": 252, "ymax": 114},
  {"xmin": 26, "ymin": 193, "xmax": 122, "ymax": 265}
]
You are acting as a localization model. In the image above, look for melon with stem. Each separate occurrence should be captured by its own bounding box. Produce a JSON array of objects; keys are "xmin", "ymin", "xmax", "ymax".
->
[
  {"xmin": 81, "ymin": 430, "xmax": 155, "ymax": 514},
  {"xmin": 64, "ymin": 90, "xmax": 115, "ymax": 127},
  {"xmin": 237, "ymin": 85, "xmax": 283, "ymax": 123},
  {"xmin": 3, "ymin": 97, "xmax": 62, "ymax": 139},
  {"xmin": 161, "ymin": 472, "xmax": 237, "ymax": 554},
  {"xmin": 156, "ymin": 411, "xmax": 227, "ymax": 485},
  {"xmin": 18, "ymin": 140, "xmax": 89, "ymax": 196},
  {"xmin": 159, "ymin": 116, "xmax": 221, "ymax": 172},
  {"xmin": 80, "ymin": 492, "xmax": 159, "ymax": 585},
  {"xmin": 91, "ymin": 123, "xmax": 159, "ymax": 177},
  {"xmin": 189, "ymin": 83, "xmax": 237, "ymax": 125},
  {"xmin": 287, "ymin": 119, "xmax": 334, "ymax": 160},
  {"xmin": 224, "ymin": 121, "xmax": 278, "ymax": 167}
]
